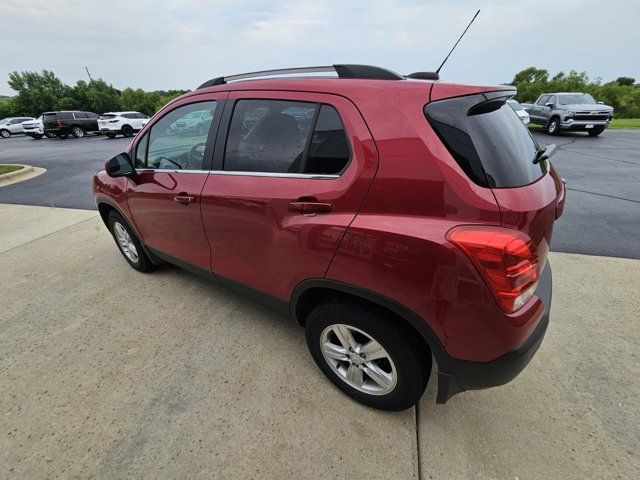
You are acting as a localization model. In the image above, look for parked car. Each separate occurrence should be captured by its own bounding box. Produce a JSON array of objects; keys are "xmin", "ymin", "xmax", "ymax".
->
[
  {"xmin": 0, "ymin": 116, "xmax": 35, "ymax": 138},
  {"xmin": 525, "ymin": 92, "xmax": 613, "ymax": 136},
  {"xmin": 21, "ymin": 116, "xmax": 46, "ymax": 139},
  {"xmin": 98, "ymin": 111, "xmax": 149, "ymax": 138},
  {"xmin": 42, "ymin": 111, "xmax": 100, "ymax": 138},
  {"xmin": 507, "ymin": 99, "xmax": 530, "ymax": 125},
  {"xmin": 94, "ymin": 64, "xmax": 564, "ymax": 411},
  {"xmin": 166, "ymin": 109, "xmax": 213, "ymax": 136}
]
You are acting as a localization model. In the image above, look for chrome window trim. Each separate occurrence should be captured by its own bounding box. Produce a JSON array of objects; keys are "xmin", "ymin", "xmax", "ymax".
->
[
  {"xmin": 135, "ymin": 169, "xmax": 210, "ymax": 174},
  {"xmin": 211, "ymin": 171, "xmax": 339, "ymax": 179},
  {"xmin": 134, "ymin": 169, "xmax": 338, "ymax": 179}
]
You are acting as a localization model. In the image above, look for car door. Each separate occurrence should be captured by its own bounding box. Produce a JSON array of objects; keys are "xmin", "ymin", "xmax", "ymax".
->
[
  {"xmin": 200, "ymin": 91, "xmax": 378, "ymax": 301},
  {"xmin": 529, "ymin": 95, "xmax": 549, "ymax": 124},
  {"xmin": 126, "ymin": 93, "xmax": 227, "ymax": 270}
]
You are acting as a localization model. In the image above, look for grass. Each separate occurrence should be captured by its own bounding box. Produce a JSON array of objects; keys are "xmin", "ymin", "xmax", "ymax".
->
[
  {"xmin": 0, "ymin": 164, "xmax": 23, "ymax": 175},
  {"xmin": 609, "ymin": 118, "xmax": 640, "ymax": 129}
]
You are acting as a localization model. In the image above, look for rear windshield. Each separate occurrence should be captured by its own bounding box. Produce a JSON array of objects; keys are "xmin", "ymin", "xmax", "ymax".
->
[
  {"xmin": 43, "ymin": 113, "xmax": 57, "ymax": 121},
  {"xmin": 100, "ymin": 114, "xmax": 117, "ymax": 119},
  {"xmin": 425, "ymin": 93, "xmax": 546, "ymax": 188},
  {"xmin": 558, "ymin": 93, "xmax": 596, "ymax": 105}
]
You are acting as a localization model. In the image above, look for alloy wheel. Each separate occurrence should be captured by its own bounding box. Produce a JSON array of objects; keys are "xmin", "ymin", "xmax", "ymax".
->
[
  {"xmin": 0, "ymin": 130, "xmax": 10, "ymax": 138},
  {"xmin": 320, "ymin": 324, "xmax": 397, "ymax": 395},
  {"xmin": 113, "ymin": 222, "xmax": 139, "ymax": 263}
]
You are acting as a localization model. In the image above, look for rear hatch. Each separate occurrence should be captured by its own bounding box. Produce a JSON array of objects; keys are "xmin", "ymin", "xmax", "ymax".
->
[
  {"xmin": 425, "ymin": 88, "xmax": 564, "ymax": 268},
  {"xmin": 42, "ymin": 113, "xmax": 58, "ymax": 129}
]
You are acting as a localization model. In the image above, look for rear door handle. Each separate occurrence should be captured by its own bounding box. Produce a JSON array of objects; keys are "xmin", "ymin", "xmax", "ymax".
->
[
  {"xmin": 289, "ymin": 200, "xmax": 333, "ymax": 215},
  {"xmin": 174, "ymin": 194, "xmax": 195, "ymax": 205}
]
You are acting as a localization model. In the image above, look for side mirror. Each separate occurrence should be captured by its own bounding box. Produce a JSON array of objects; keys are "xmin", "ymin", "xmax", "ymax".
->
[
  {"xmin": 105, "ymin": 153, "xmax": 134, "ymax": 177},
  {"xmin": 545, "ymin": 102, "xmax": 554, "ymax": 108},
  {"xmin": 533, "ymin": 144, "xmax": 557, "ymax": 164}
]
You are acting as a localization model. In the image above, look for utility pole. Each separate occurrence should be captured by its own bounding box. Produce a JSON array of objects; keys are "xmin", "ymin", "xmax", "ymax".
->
[{"xmin": 85, "ymin": 67, "xmax": 93, "ymax": 82}]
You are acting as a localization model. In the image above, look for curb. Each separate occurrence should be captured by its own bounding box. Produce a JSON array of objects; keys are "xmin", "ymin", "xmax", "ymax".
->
[{"xmin": 0, "ymin": 164, "xmax": 46, "ymax": 187}]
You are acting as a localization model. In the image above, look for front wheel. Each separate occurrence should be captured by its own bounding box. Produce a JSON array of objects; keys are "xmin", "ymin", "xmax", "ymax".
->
[
  {"xmin": 588, "ymin": 128, "xmax": 605, "ymax": 137},
  {"xmin": 305, "ymin": 301, "xmax": 430, "ymax": 411},
  {"xmin": 107, "ymin": 211, "xmax": 154, "ymax": 272},
  {"xmin": 546, "ymin": 117, "xmax": 560, "ymax": 135},
  {"xmin": 0, "ymin": 129, "xmax": 11, "ymax": 139},
  {"xmin": 71, "ymin": 126, "xmax": 85, "ymax": 138}
]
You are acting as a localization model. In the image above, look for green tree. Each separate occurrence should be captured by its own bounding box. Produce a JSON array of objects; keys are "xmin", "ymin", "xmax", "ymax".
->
[
  {"xmin": 7, "ymin": 70, "xmax": 68, "ymax": 116},
  {"xmin": 70, "ymin": 79, "xmax": 120, "ymax": 114},
  {"xmin": 615, "ymin": 77, "xmax": 635, "ymax": 86}
]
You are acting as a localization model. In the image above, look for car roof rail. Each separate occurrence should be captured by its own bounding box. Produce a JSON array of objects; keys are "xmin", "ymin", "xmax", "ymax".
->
[{"xmin": 196, "ymin": 64, "xmax": 404, "ymax": 89}]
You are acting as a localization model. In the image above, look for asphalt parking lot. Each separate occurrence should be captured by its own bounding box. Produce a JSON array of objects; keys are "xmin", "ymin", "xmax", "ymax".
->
[{"xmin": 1, "ymin": 129, "xmax": 639, "ymax": 258}]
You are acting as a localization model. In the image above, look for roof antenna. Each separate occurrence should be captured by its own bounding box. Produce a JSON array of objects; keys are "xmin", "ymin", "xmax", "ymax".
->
[{"xmin": 436, "ymin": 9, "xmax": 480, "ymax": 75}]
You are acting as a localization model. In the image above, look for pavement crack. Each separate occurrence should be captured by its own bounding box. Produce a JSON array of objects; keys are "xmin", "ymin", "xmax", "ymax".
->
[
  {"xmin": 566, "ymin": 187, "xmax": 640, "ymax": 204},
  {"xmin": 558, "ymin": 147, "xmax": 639, "ymax": 166},
  {"xmin": 415, "ymin": 403, "xmax": 423, "ymax": 480}
]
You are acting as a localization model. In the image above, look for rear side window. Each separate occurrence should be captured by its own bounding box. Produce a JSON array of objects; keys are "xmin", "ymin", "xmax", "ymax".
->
[
  {"xmin": 58, "ymin": 112, "xmax": 73, "ymax": 120},
  {"xmin": 74, "ymin": 112, "xmax": 88, "ymax": 119},
  {"xmin": 425, "ymin": 93, "xmax": 545, "ymax": 188},
  {"xmin": 224, "ymin": 100, "xmax": 350, "ymax": 175},
  {"xmin": 100, "ymin": 114, "xmax": 117, "ymax": 120}
]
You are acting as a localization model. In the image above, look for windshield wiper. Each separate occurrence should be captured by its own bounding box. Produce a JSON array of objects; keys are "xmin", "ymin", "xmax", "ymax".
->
[{"xmin": 533, "ymin": 143, "xmax": 557, "ymax": 164}]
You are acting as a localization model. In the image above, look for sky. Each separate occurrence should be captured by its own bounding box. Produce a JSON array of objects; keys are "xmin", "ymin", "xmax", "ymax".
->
[{"xmin": 1, "ymin": 0, "xmax": 639, "ymax": 95}]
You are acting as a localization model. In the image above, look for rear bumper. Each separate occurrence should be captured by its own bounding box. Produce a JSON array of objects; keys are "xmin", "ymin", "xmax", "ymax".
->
[{"xmin": 436, "ymin": 262, "xmax": 552, "ymax": 403}]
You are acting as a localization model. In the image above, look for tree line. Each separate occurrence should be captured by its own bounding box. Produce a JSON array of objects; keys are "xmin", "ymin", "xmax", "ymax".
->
[
  {"xmin": 0, "ymin": 70, "xmax": 188, "ymax": 119},
  {"xmin": 1, "ymin": 67, "xmax": 639, "ymax": 119},
  {"xmin": 510, "ymin": 67, "xmax": 639, "ymax": 118}
]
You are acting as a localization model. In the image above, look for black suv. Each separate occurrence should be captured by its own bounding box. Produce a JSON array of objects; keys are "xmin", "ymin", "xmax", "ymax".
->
[{"xmin": 43, "ymin": 111, "xmax": 100, "ymax": 138}]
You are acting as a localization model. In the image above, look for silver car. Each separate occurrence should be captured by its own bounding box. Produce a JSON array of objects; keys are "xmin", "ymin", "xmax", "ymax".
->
[
  {"xmin": 507, "ymin": 99, "xmax": 530, "ymax": 125},
  {"xmin": 0, "ymin": 116, "xmax": 36, "ymax": 138}
]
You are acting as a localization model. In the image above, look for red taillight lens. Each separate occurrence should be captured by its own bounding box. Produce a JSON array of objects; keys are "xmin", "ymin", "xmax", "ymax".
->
[
  {"xmin": 447, "ymin": 226, "xmax": 545, "ymax": 313},
  {"xmin": 56, "ymin": 119, "xmax": 62, "ymax": 126}
]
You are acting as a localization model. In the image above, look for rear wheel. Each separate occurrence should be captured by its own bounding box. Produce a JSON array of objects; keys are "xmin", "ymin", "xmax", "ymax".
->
[
  {"xmin": 105, "ymin": 132, "xmax": 116, "ymax": 139},
  {"xmin": 71, "ymin": 126, "xmax": 85, "ymax": 138},
  {"xmin": 0, "ymin": 129, "xmax": 11, "ymax": 139},
  {"xmin": 121, "ymin": 125, "xmax": 134, "ymax": 137},
  {"xmin": 31, "ymin": 134, "xmax": 43, "ymax": 140},
  {"xmin": 44, "ymin": 132, "xmax": 57, "ymax": 139},
  {"xmin": 546, "ymin": 117, "xmax": 560, "ymax": 135},
  {"xmin": 305, "ymin": 300, "xmax": 430, "ymax": 411},
  {"xmin": 107, "ymin": 211, "xmax": 154, "ymax": 272},
  {"xmin": 59, "ymin": 133, "xmax": 69, "ymax": 139},
  {"xmin": 588, "ymin": 127, "xmax": 605, "ymax": 137}
]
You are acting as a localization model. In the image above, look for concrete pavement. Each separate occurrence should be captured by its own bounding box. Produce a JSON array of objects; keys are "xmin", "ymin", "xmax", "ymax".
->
[{"xmin": 1, "ymin": 204, "xmax": 638, "ymax": 479}]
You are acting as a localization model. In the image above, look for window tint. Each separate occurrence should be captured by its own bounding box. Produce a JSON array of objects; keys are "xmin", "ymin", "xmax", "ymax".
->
[
  {"xmin": 547, "ymin": 96, "xmax": 556, "ymax": 106},
  {"xmin": 74, "ymin": 112, "xmax": 88, "ymax": 119},
  {"xmin": 58, "ymin": 112, "xmax": 73, "ymax": 120},
  {"xmin": 224, "ymin": 100, "xmax": 316, "ymax": 173},
  {"xmin": 87, "ymin": 113, "xmax": 99, "ymax": 119},
  {"xmin": 134, "ymin": 133, "xmax": 149, "ymax": 169},
  {"xmin": 425, "ymin": 94, "xmax": 546, "ymax": 188},
  {"xmin": 146, "ymin": 101, "xmax": 216, "ymax": 170},
  {"xmin": 537, "ymin": 95, "xmax": 550, "ymax": 106},
  {"xmin": 224, "ymin": 100, "xmax": 350, "ymax": 175},
  {"xmin": 304, "ymin": 105, "xmax": 350, "ymax": 174}
]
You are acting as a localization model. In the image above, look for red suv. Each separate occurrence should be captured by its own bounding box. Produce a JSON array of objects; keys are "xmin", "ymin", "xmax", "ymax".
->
[{"xmin": 94, "ymin": 65, "xmax": 565, "ymax": 411}]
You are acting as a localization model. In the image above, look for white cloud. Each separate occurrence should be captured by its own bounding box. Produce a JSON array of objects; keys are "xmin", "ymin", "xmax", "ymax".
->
[{"xmin": 0, "ymin": 0, "xmax": 638, "ymax": 95}]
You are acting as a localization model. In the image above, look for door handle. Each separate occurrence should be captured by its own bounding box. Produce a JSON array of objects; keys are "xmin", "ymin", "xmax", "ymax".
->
[
  {"xmin": 289, "ymin": 200, "xmax": 333, "ymax": 215},
  {"xmin": 174, "ymin": 194, "xmax": 195, "ymax": 205}
]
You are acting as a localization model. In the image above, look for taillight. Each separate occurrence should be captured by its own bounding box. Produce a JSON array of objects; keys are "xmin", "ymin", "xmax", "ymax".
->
[
  {"xmin": 56, "ymin": 119, "xmax": 62, "ymax": 126},
  {"xmin": 447, "ymin": 226, "xmax": 545, "ymax": 313}
]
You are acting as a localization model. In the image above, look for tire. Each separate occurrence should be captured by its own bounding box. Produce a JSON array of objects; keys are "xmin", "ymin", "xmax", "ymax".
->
[
  {"xmin": 45, "ymin": 132, "xmax": 57, "ymax": 139},
  {"xmin": 59, "ymin": 133, "xmax": 69, "ymax": 139},
  {"xmin": 31, "ymin": 134, "xmax": 43, "ymax": 140},
  {"xmin": 305, "ymin": 300, "xmax": 430, "ymax": 411},
  {"xmin": 0, "ymin": 129, "xmax": 11, "ymax": 139},
  {"xmin": 71, "ymin": 126, "xmax": 85, "ymax": 138},
  {"xmin": 546, "ymin": 117, "xmax": 560, "ymax": 135},
  {"xmin": 588, "ymin": 128, "xmax": 605, "ymax": 137},
  {"xmin": 121, "ymin": 125, "xmax": 134, "ymax": 137},
  {"xmin": 107, "ymin": 211, "xmax": 154, "ymax": 272},
  {"xmin": 105, "ymin": 132, "xmax": 116, "ymax": 139}
]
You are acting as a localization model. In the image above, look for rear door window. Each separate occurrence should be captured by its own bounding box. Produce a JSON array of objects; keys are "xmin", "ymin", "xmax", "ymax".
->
[
  {"xmin": 58, "ymin": 112, "xmax": 73, "ymax": 120},
  {"xmin": 425, "ymin": 93, "xmax": 546, "ymax": 188},
  {"xmin": 223, "ymin": 100, "xmax": 350, "ymax": 175}
]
